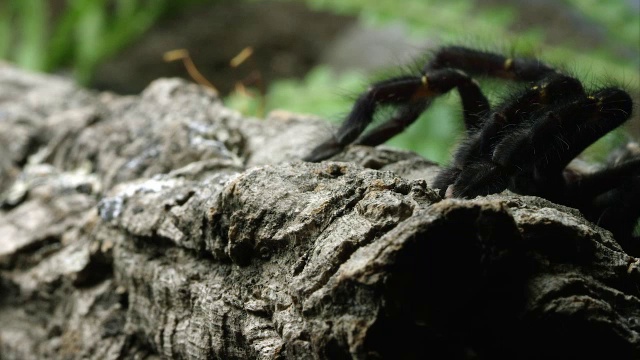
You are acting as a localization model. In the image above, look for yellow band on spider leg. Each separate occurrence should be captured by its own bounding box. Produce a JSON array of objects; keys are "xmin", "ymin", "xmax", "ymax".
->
[{"xmin": 503, "ymin": 58, "xmax": 513, "ymax": 70}]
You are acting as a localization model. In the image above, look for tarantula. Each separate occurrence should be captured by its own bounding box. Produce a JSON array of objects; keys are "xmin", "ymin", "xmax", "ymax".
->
[{"xmin": 303, "ymin": 46, "xmax": 640, "ymax": 255}]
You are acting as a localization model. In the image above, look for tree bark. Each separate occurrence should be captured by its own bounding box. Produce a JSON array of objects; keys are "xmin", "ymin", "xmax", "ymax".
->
[{"xmin": 0, "ymin": 64, "xmax": 638, "ymax": 359}]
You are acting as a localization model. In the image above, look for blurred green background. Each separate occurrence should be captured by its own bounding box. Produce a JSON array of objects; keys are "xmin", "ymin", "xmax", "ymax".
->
[{"xmin": 1, "ymin": 0, "xmax": 639, "ymax": 164}]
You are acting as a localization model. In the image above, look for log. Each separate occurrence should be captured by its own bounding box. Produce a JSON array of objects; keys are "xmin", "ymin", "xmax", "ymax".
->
[{"xmin": 0, "ymin": 64, "xmax": 638, "ymax": 359}]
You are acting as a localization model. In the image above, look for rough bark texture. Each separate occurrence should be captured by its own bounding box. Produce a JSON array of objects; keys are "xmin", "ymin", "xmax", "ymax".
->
[{"xmin": 0, "ymin": 64, "xmax": 639, "ymax": 359}]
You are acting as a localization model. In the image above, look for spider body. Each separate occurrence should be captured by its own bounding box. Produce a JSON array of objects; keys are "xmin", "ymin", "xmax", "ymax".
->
[{"xmin": 304, "ymin": 46, "xmax": 639, "ymax": 255}]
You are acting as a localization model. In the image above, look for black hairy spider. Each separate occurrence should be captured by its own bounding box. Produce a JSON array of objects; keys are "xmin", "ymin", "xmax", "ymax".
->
[{"xmin": 303, "ymin": 46, "xmax": 640, "ymax": 255}]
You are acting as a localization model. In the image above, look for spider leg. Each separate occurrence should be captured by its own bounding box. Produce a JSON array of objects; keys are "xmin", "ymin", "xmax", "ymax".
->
[
  {"xmin": 429, "ymin": 48, "xmax": 575, "ymax": 195},
  {"xmin": 594, "ymin": 182, "xmax": 640, "ymax": 256},
  {"xmin": 355, "ymin": 68, "xmax": 493, "ymax": 146},
  {"xmin": 360, "ymin": 46, "xmax": 564, "ymax": 148},
  {"xmin": 564, "ymin": 155, "xmax": 640, "ymax": 252},
  {"xmin": 528, "ymin": 88, "xmax": 633, "ymax": 188},
  {"xmin": 304, "ymin": 69, "xmax": 491, "ymax": 162},
  {"xmin": 482, "ymin": 87, "xmax": 631, "ymax": 195},
  {"xmin": 486, "ymin": 87, "xmax": 635, "ymax": 251},
  {"xmin": 304, "ymin": 46, "xmax": 564, "ymax": 163},
  {"xmin": 303, "ymin": 75, "xmax": 424, "ymax": 162},
  {"xmin": 476, "ymin": 73, "xmax": 585, "ymax": 155},
  {"xmin": 565, "ymin": 158, "xmax": 640, "ymax": 202},
  {"xmin": 352, "ymin": 99, "xmax": 431, "ymax": 147},
  {"xmin": 434, "ymin": 73, "xmax": 587, "ymax": 198},
  {"xmin": 443, "ymin": 162, "xmax": 510, "ymax": 198},
  {"xmin": 426, "ymin": 46, "xmax": 556, "ymax": 82}
]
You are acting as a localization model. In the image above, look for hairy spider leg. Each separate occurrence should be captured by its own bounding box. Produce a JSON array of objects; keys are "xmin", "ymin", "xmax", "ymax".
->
[
  {"xmin": 305, "ymin": 46, "xmax": 562, "ymax": 163},
  {"xmin": 358, "ymin": 47, "xmax": 565, "ymax": 151},
  {"xmin": 570, "ymin": 158, "xmax": 640, "ymax": 198},
  {"xmin": 426, "ymin": 46, "xmax": 556, "ymax": 82},
  {"xmin": 481, "ymin": 87, "xmax": 632, "ymax": 200},
  {"xmin": 469, "ymin": 85, "xmax": 637, "ymax": 252},
  {"xmin": 432, "ymin": 49, "xmax": 633, "ymax": 200},
  {"xmin": 457, "ymin": 74, "xmax": 586, "ymax": 166},
  {"xmin": 564, "ymin": 155, "xmax": 640, "ymax": 246},
  {"xmin": 424, "ymin": 46, "xmax": 562, "ymax": 161},
  {"xmin": 438, "ymin": 86, "xmax": 632, "ymax": 200},
  {"xmin": 571, "ymin": 158, "xmax": 640, "ymax": 216},
  {"xmin": 303, "ymin": 70, "xmax": 490, "ymax": 162},
  {"xmin": 355, "ymin": 69, "xmax": 491, "ymax": 146},
  {"xmin": 433, "ymin": 73, "xmax": 587, "ymax": 197},
  {"xmin": 529, "ymin": 88, "xmax": 632, "ymax": 191},
  {"xmin": 352, "ymin": 99, "xmax": 432, "ymax": 147},
  {"xmin": 589, "ymin": 175, "xmax": 640, "ymax": 254},
  {"xmin": 441, "ymin": 161, "xmax": 510, "ymax": 198},
  {"xmin": 474, "ymin": 73, "xmax": 585, "ymax": 156},
  {"xmin": 303, "ymin": 76, "xmax": 425, "ymax": 162},
  {"xmin": 556, "ymin": 151, "xmax": 640, "ymax": 255}
]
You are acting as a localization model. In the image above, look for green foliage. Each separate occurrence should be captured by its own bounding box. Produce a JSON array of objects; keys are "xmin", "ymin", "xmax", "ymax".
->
[
  {"xmin": 2, "ymin": 0, "xmax": 48, "ymax": 71},
  {"xmin": 224, "ymin": 66, "xmax": 366, "ymax": 141},
  {"xmin": 564, "ymin": 0, "xmax": 640, "ymax": 52},
  {"xmin": 0, "ymin": 0, "xmax": 206, "ymax": 83}
]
